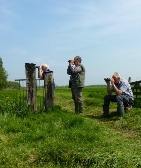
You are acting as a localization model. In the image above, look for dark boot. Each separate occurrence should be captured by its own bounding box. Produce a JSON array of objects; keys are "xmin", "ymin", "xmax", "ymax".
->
[
  {"xmin": 102, "ymin": 105, "xmax": 109, "ymax": 118},
  {"xmin": 79, "ymin": 103, "xmax": 84, "ymax": 113},
  {"xmin": 75, "ymin": 102, "xmax": 79, "ymax": 114},
  {"xmin": 117, "ymin": 105, "xmax": 124, "ymax": 117}
]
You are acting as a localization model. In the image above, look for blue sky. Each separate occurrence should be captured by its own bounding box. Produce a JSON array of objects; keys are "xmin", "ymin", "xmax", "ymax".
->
[{"xmin": 0, "ymin": 0, "xmax": 141, "ymax": 86}]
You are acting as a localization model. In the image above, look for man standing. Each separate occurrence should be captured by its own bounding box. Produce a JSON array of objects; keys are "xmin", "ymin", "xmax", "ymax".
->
[
  {"xmin": 67, "ymin": 56, "xmax": 86, "ymax": 114},
  {"xmin": 103, "ymin": 72, "xmax": 134, "ymax": 117}
]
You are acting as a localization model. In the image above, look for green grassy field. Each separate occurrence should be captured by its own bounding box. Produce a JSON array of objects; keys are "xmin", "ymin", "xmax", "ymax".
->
[{"xmin": 0, "ymin": 87, "xmax": 141, "ymax": 167}]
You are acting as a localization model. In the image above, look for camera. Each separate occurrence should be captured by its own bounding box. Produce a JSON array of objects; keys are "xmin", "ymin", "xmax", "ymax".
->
[{"xmin": 104, "ymin": 78, "xmax": 111, "ymax": 82}]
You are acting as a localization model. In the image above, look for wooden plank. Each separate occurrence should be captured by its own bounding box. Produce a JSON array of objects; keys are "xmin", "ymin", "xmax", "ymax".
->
[
  {"xmin": 133, "ymin": 92, "xmax": 141, "ymax": 95},
  {"xmin": 132, "ymin": 87, "xmax": 141, "ymax": 90},
  {"xmin": 130, "ymin": 80, "xmax": 141, "ymax": 85}
]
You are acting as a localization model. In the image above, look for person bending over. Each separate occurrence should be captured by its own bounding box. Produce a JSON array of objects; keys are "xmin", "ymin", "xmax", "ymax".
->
[
  {"xmin": 102, "ymin": 72, "xmax": 134, "ymax": 117},
  {"xmin": 38, "ymin": 63, "xmax": 53, "ymax": 79}
]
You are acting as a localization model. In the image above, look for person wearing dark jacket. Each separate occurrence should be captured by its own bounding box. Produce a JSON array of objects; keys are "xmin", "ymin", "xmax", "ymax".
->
[{"xmin": 67, "ymin": 56, "xmax": 85, "ymax": 114}]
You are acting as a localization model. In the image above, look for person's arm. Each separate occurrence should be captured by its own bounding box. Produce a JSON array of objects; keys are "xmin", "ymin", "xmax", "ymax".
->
[
  {"xmin": 110, "ymin": 78, "xmax": 122, "ymax": 95},
  {"xmin": 67, "ymin": 66, "xmax": 71, "ymax": 75},
  {"xmin": 69, "ymin": 64, "xmax": 82, "ymax": 73},
  {"xmin": 38, "ymin": 66, "xmax": 43, "ymax": 79},
  {"xmin": 67, "ymin": 60, "xmax": 75, "ymax": 75}
]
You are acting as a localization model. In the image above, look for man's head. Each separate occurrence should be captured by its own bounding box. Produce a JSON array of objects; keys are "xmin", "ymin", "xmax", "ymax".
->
[
  {"xmin": 41, "ymin": 63, "xmax": 49, "ymax": 71},
  {"xmin": 74, "ymin": 56, "xmax": 82, "ymax": 65},
  {"xmin": 112, "ymin": 72, "xmax": 121, "ymax": 83}
]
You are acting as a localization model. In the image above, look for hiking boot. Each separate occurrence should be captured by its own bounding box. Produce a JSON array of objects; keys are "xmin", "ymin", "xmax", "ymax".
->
[
  {"xmin": 75, "ymin": 102, "xmax": 79, "ymax": 114},
  {"xmin": 103, "ymin": 105, "xmax": 109, "ymax": 117},
  {"xmin": 117, "ymin": 105, "xmax": 125, "ymax": 117},
  {"xmin": 78, "ymin": 103, "xmax": 84, "ymax": 113}
]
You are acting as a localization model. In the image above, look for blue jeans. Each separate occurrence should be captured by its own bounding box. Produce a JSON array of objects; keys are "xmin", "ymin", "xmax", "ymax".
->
[{"xmin": 103, "ymin": 94, "xmax": 133, "ymax": 107}]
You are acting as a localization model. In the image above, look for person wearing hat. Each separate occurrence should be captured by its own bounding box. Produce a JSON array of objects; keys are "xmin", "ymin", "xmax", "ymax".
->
[
  {"xmin": 67, "ymin": 56, "xmax": 86, "ymax": 114},
  {"xmin": 38, "ymin": 63, "xmax": 53, "ymax": 79},
  {"xmin": 102, "ymin": 72, "xmax": 134, "ymax": 117}
]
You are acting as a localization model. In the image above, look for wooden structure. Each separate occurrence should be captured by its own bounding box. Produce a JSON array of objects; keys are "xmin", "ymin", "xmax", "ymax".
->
[
  {"xmin": 25, "ymin": 63, "xmax": 37, "ymax": 111},
  {"xmin": 15, "ymin": 63, "xmax": 55, "ymax": 112},
  {"xmin": 44, "ymin": 72, "xmax": 55, "ymax": 110},
  {"xmin": 130, "ymin": 80, "xmax": 141, "ymax": 99}
]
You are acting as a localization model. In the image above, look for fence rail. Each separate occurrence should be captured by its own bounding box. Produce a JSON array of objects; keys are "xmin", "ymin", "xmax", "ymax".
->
[
  {"xmin": 15, "ymin": 63, "xmax": 55, "ymax": 112},
  {"xmin": 130, "ymin": 80, "xmax": 141, "ymax": 99}
]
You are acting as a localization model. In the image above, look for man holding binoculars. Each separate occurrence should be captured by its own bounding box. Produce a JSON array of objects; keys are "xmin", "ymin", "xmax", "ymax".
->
[
  {"xmin": 67, "ymin": 56, "xmax": 85, "ymax": 114},
  {"xmin": 103, "ymin": 72, "xmax": 134, "ymax": 117}
]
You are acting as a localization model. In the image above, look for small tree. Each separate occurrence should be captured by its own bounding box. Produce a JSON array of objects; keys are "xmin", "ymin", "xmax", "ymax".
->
[
  {"xmin": 0, "ymin": 57, "xmax": 8, "ymax": 89},
  {"xmin": 7, "ymin": 81, "xmax": 20, "ymax": 89}
]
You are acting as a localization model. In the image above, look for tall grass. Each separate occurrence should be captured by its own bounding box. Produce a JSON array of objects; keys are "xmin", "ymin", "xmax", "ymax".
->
[{"xmin": 0, "ymin": 87, "xmax": 141, "ymax": 167}]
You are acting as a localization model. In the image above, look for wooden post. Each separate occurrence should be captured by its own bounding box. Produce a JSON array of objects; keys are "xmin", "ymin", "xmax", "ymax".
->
[
  {"xmin": 25, "ymin": 63, "xmax": 37, "ymax": 111},
  {"xmin": 44, "ymin": 72, "xmax": 54, "ymax": 110},
  {"xmin": 128, "ymin": 77, "xmax": 131, "ymax": 83}
]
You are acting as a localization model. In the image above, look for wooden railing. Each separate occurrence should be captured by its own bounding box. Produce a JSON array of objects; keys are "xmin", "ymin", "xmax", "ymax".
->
[
  {"xmin": 130, "ymin": 80, "xmax": 141, "ymax": 99},
  {"xmin": 15, "ymin": 63, "xmax": 55, "ymax": 112}
]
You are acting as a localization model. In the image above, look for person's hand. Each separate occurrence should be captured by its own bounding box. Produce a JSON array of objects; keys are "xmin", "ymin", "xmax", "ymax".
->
[
  {"xmin": 38, "ymin": 66, "xmax": 42, "ymax": 70},
  {"xmin": 68, "ymin": 60, "xmax": 74, "ymax": 64},
  {"xmin": 106, "ymin": 80, "xmax": 110, "ymax": 85},
  {"xmin": 110, "ymin": 78, "xmax": 115, "ymax": 85}
]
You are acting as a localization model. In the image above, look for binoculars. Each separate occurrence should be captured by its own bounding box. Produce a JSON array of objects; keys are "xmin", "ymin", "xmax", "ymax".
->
[{"xmin": 104, "ymin": 78, "xmax": 111, "ymax": 82}]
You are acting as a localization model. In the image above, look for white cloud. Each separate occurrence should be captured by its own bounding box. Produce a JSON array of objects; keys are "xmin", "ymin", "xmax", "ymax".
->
[
  {"xmin": 7, "ymin": 48, "xmax": 30, "ymax": 56},
  {"xmin": 1, "ymin": 0, "xmax": 141, "ymax": 84},
  {"xmin": 52, "ymin": 0, "xmax": 141, "ymax": 37}
]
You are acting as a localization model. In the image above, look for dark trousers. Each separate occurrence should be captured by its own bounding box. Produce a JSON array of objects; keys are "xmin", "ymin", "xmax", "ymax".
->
[
  {"xmin": 71, "ymin": 87, "xmax": 83, "ymax": 103},
  {"xmin": 104, "ymin": 94, "xmax": 133, "ymax": 107},
  {"xmin": 103, "ymin": 94, "xmax": 133, "ymax": 116},
  {"xmin": 71, "ymin": 87, "xmax": 83, "ymax": 113}
]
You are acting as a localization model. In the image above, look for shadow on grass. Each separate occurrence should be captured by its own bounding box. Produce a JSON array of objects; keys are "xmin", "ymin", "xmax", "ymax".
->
[{"xmin": 85, "ymin": 110, "xmax": 120, "ymax": 122}]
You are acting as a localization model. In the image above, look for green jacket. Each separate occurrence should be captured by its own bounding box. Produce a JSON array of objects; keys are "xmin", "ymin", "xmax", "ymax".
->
[{"xmin": 67, "ymin": 63, "xmax": 85, "ymax": 88}]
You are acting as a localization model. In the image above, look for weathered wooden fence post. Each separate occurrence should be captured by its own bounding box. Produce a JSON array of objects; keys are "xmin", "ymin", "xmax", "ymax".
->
[
  {"xmin": 25, "ymin": 63, "xmax": 37, "ymax": 111},
  {"xmin": 44, "ymin": 72, "xmax": 54, "ymax": 110}
]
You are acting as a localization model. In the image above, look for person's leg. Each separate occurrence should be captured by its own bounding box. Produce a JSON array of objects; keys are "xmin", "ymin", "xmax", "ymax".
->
[
  {"xmin": 123, "ymin": 97, "xmax": 133, "ymax": 111},
  {"xmin": 76, "ymin": 88, "xmax": 83, "ymax": 114},
  {"xmin": 103, "ymin": 95, "xmax": 117, "ymax": 117},
  {"xmin": 71, "ymin": 88, "xmax": 79, "ymax": 113},
  {"xmin": 116, "ymin": 95, "xmax": 125, "ymax": 116}
]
